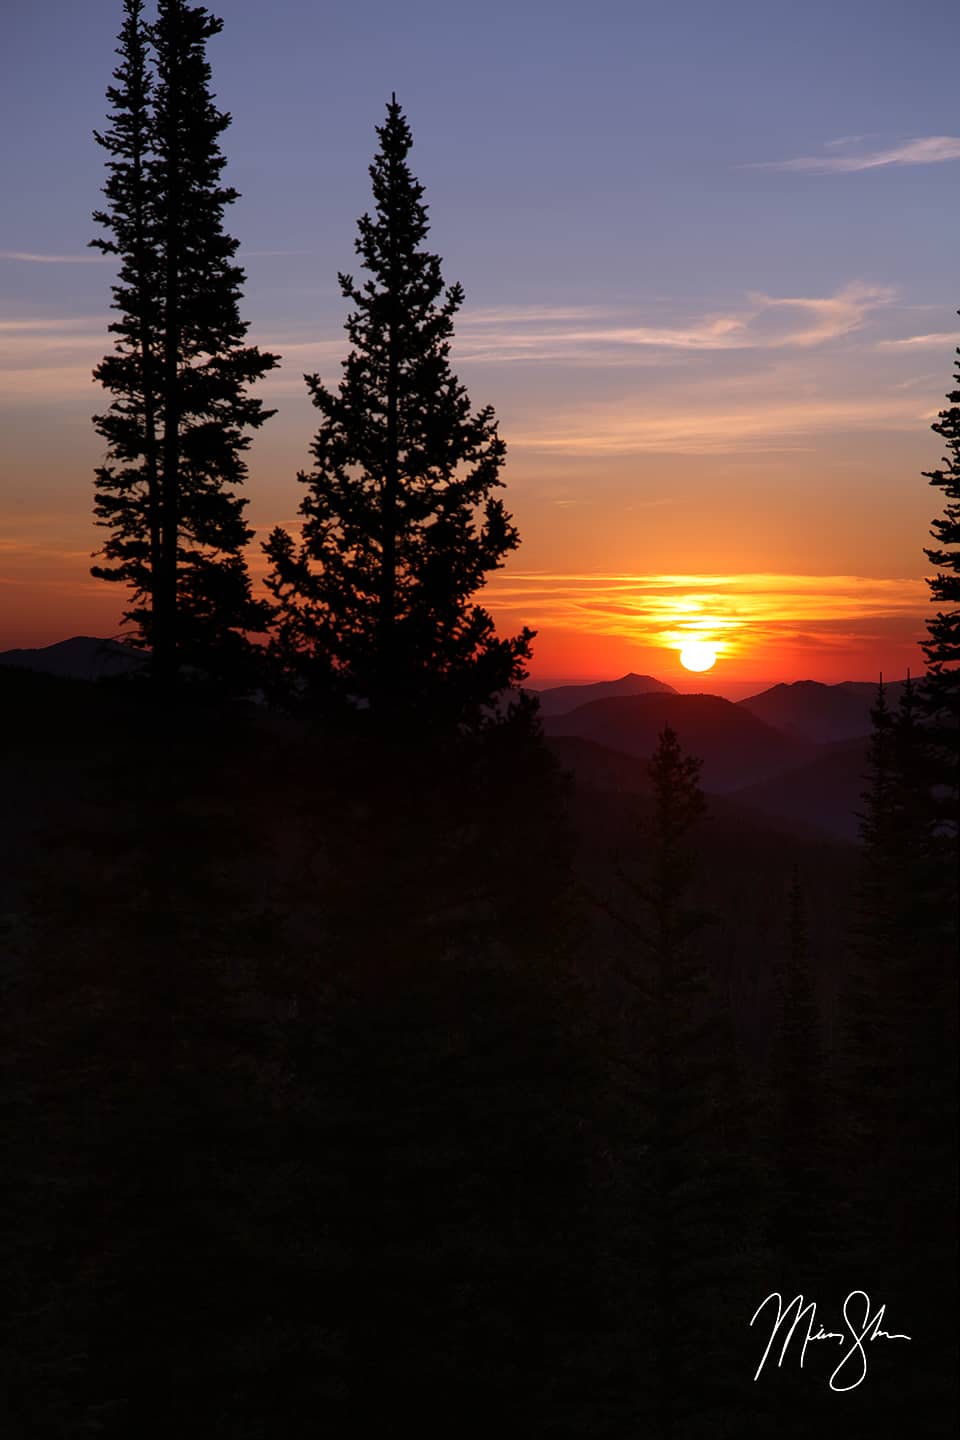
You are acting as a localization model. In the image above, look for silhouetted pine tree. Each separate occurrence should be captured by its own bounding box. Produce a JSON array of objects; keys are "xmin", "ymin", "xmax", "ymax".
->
[
  {"xmin": 92, "ymin": 0, "xmax": 278, "ymax": 686},
  {"xmin": 90, "ymin": 0, "xmax": 162, "ymax": 640},
  {"xmin": 264, "ymin": 97, "xmax": 533, "ymax": 731},
  {"xmin": 916, "ymin": 341, "xmax": 960, "ymax": 1411},
  {"xmin": 921, "ymin": 336, "xmax": 960, "ymax": 921},
  {"xmin": 917, "ymin": 341, "xmax": 960, "ymax": 1425}
]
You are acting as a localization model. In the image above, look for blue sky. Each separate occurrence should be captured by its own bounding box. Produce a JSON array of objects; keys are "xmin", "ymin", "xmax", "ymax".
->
[{"xmin": 2, "ymin": 0, "xmax": 958, "ymax": 685}]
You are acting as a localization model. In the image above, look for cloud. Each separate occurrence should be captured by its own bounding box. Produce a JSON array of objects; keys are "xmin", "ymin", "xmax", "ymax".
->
[
  {"xmin": 0, "ymin": 251, "xmax": 109, "ymax": 264},
  {"xmin": 0, "ymin": 321, "xmax": 329, "ymax": 401},
  {"xmin": 0, "ymin": 281, "xmax": 895, "ymax": 405},
  {"xmin": 458, "ymin": 305, "xmax": 609, "ymax": 326},
  {"xmin": 508, "ymin": 391, "xmax": 924, "ymax": 456},
  {"xmin": 0, "ymin": 247, "xmax": 307, "ymax": 266},
  {"xmin": 877, "ymin": 332, "xmax": 959, "ymax": 350},
  {"xmin": 752, "ymin": 135, "xmax": 960, "ymax": 174},
  {"xmin": 0, "ymin": 317, "xmax": 102, "ymax": 334},
  {"xmin": 745, "ymin": 282, "xmax": 895, "ymax": 347},
  {"xmin": 0, "ymin": 318, "xmax": 106, "ymax": 400},
  {"xmin": 453, "ymin": 284, "xmax": 893, "ymax": 364}
]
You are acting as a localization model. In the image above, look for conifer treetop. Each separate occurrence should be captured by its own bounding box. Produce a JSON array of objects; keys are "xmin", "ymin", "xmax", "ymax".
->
[
  {"xmin": 264, "ymin": 96, "xmax": 533, "ymax": 727},
  {"xmin": 90, "ymin": 0, "xmax": 279, "ymax": 681},
  {"xmin": 922, "ymin": 325, "xmax": 960, "ymax": 688}
]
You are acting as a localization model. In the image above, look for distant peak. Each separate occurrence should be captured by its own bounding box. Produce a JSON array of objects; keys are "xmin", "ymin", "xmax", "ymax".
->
[{"xmin": 44, "ymin": 636, "xmax": 128, "ymax": 652}]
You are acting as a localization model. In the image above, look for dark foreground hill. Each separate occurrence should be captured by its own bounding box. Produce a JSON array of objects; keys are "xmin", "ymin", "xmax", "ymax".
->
[
  {"xmin": 543, "ymin": 691, "xmax": 814, "ymax": 792},
  {"xmin": 2, "ymin": 666, "xmax": 953, "ymax": 1438}
]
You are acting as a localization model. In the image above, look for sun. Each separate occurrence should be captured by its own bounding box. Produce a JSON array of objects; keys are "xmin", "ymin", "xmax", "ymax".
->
[{"xmin": 679, "ymin": 640, "xmax": 717, "ymax": 673}]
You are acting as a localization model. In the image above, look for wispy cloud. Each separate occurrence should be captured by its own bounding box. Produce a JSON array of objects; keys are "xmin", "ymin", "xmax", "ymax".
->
[
  {"xmin": 824, "ymin": 135, "xmax": 867, "ymax": 149},
  {"xmin": 0, "ymin": 250, "xmax": 109, "ymax": 264},
  {"xmin": 0, "ymin": 318, "xmax": 105, "ymax": 400},
  {"xmin": 0, "ymin": 317, "xmax": 102, "ymax": 334},
  {"xmin": 456, "ymin": 310, "xmax": 745, "ymax": 362},
  {"xmin": 509, "ymin": 392, "xmax": 923, "ymax": 456},
  {"xmin": 459, "ymin": 305, "xmax": 608, "ymax": 327},
  {"xmin": 0, "ymin": 285, "xmax": 900, "ymax": 419},
  {"xmin": 752, "ymin": 135, "xmax": 960, "ymax": 174},
  {"xmin": 746, "ymin": 282, "xmax": 895, "ymax": 346},
  {"xmin": 453, "ymin": 284, "xmax": 893, "ymax": 365},
  {"xmin": 0, "ymin": 247, "xmax": 305, "ymax": 265},
  {"xmin": 0, "ymin": 321, "xmax": 331, "ymax": 401},
  {"xmin": 877, "ymin": 332, "xmax": 959, "ymax": 350},
  {"xmin": 0, "ymin": 279, "xmax": 895, "ymax": 402}
]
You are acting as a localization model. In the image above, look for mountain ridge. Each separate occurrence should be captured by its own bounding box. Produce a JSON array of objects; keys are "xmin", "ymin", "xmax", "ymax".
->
[
  {"xmin": 529, "ymin": 671, "xmax": 677, "ymax": 716},
  {"xmin": 542, "ymin": 690, "xmax": 815, "ymax": 793},
  {"xmin": 738, "ymin": 676, "xmax": 908, "ymax": 742},
  {"xmin": 0, "ymin": 635, "xmax": 144, "ymax": 682}
]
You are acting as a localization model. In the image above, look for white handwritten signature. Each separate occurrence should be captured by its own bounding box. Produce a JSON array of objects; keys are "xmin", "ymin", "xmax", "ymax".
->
[{"xmin": 750, "ymin": 1291, "xmax": 912, "ymax": 1391}]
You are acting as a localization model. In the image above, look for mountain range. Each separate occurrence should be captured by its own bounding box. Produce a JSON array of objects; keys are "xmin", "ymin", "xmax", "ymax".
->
[
  {"xmin": 3, "ymin": 640, "xmax": 901, "ymax": 842},
  {"xmin": 533, "ymin": 671, "xmax": 903, "ymax": 842},
  {"xmin": 529, "ymin": 672, "xmax": 676, "ymax": 716},
  {"xmin": 543, "ymin": 691, "xmax": 814, "ymax": 792},
  {"xmin": 738, "ymin": 677, "xmax": 907, "ymax": 743}
]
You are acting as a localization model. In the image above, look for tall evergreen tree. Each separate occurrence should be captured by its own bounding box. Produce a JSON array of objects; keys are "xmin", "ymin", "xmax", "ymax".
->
[
  {"xmin": 264, "ymin": 97, "xmax": 533, "ymax": 730},
  {"xmin": 921, "ymin": 334, "xmax": 960, "ymax": 913},
  {"xmin": 92, "ymin": 0, "xmax": 279, "ymax": 685},
  {"xmin": 90, "ymin": 0, "xmax": 162, "ymax": 647},
  {"xmin": 915, "ymin": 346, "xmax": 959, "ymax": 1397}
]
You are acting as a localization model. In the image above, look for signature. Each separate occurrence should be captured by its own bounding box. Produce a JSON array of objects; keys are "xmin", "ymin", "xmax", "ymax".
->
[{"xmin": 750, "ymin": 1291, "xmax": 911, "ymax": 1391}]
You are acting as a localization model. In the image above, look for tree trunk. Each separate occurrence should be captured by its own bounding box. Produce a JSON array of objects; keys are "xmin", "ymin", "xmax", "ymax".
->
[
  {"xmin": 131, "ymin": 131, "xmax": 162, "ymax": 666},
  {"xmin": 379, "ymin": 177, "xmax": 400, "ymax": 726},
  {"xmin": 156, "ymin": 47, "xmax": 181, "ymax": 692}
]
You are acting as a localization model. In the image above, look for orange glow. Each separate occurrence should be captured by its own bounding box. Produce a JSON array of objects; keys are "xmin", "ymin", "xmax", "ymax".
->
[
  {"xmin": 1, "ymin": 540, "xmax": 930, "ymax": 690},
  {"xmin": 482, "ymin": 570, "xmax": 929, "ymax": 685}
]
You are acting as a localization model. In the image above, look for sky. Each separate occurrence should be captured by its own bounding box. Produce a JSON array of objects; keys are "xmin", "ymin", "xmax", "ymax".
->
[{"xmin": 1, "ymin": 0, "xmax": 957, "ymax": 694}]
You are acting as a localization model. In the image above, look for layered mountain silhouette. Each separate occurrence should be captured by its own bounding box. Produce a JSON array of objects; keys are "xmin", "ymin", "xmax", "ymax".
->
[
  {"xmin": 728, "ymin": 735, "xmax": 869, "ymax": 841},
  {"xmin": 3, "ymin": 646, "xmax": 891, "ymax": 840},
  {"xmin": 529, "ymin": 672, "xmax": 676, "ymax": 717},
  {"xmin": 738, "ymin": 677, "xmax": 905, "ymax": 743},
  {"xmin": 0, "ymin": 636, "xmax": 143, "ymax": 681},
  {"xmin": 543, "ymin": 692, "xmax": 815, "ymax": 792}
]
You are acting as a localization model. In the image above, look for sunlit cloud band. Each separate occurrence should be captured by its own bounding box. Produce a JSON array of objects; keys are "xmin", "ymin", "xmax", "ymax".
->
[{"xmin": 483, "ymin": 571, "xmax": 928, "ymax": 659}]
